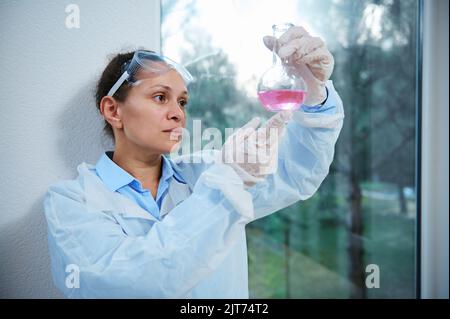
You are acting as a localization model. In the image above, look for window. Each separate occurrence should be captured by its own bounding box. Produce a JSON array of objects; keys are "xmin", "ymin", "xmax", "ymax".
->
[{"xmin": 162, "ymin": 0, "xmax": 419, "ymax": 298}]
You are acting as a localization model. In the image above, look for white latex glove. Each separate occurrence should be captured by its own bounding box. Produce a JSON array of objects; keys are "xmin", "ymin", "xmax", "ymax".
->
[
  {"xmin": 218, "ymin": 111, "xmax": 293, "ymax": 188},
  {"xmin": 263, "ymin": 26, "xmax": 334, "ymax": 106}
]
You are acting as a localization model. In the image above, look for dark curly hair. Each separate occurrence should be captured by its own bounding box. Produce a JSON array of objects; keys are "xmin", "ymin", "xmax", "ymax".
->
[{"xmin": 95, "ymin": 51, "xmax": 135, "ymax": 140}]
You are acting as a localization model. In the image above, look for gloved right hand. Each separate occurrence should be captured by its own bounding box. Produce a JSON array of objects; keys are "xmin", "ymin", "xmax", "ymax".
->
[
  {"xmin": 218, "ymin": 111, "xmax": 293, "ymax": 188},
  {"xmin": 263, "ymin": 25, "xmax": 334, "ymax": 106}
]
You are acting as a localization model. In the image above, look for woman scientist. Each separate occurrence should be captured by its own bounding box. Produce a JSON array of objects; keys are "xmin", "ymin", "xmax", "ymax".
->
[{"xmin": 44, "ymin": 26, "xmax": 344, "ymax": 298}]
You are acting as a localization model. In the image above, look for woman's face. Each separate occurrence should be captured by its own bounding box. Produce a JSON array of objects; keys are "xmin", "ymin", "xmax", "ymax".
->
[{"xmin": 116, "ymin": 69, "xmax": 188, "ymax": 154}]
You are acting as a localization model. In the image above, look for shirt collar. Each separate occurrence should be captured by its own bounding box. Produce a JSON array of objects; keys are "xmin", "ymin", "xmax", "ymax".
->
[
  {"xmin": 95, "ymin": 152, "xmax": 185, "ymax": 193},
  {"xmin": 163, "ymin": 155, "xmax": 186, "ymax": 184},
  {"xmin": 95, "ymin": 152, "xmax": 135, "ymax": 192}
]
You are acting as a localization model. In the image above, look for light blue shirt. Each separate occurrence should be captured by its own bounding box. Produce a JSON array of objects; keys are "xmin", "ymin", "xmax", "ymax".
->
[{"xmin": 94, "ymin": 152, "xmax": 185, "ymax": 220}]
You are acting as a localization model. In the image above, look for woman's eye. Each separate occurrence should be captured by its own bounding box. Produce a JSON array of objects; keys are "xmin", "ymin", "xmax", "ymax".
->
[
  {"xmin": 153, "ymin": 94, "xmax": 166, "ymax": 103},
  {"xmin": 179, "ymin": 100, "xmax": 188, "ymax": 108}
]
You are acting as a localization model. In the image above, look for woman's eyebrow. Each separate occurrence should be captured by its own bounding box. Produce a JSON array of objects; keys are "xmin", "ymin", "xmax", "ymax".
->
[{"xmin": 147, "ymin": 84, "xmax": 188, "ymax": 95}]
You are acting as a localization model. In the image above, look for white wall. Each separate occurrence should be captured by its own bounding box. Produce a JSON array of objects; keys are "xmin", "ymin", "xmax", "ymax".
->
[
  {"xmin": 421, "ymin": 0, "xmax": 449, "ymax": 299},
  {"xmin": 0, "ymin": 0, "xmax": 160, "ymax": 298}
]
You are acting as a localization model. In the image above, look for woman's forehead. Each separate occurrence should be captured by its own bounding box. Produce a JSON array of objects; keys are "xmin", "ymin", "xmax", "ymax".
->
[{"xmin": 134, "ymin": 70, "xmax": 188, "ymax": 94}]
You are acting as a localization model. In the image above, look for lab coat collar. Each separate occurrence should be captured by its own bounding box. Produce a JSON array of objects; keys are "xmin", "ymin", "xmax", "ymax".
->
[
  {"xmin": 160, "ymin": 173, "xmax": 192, "ymax": 218},
  {"xmin": 77, "ymin": 162, "xmax": 192, "ymax": 222}
]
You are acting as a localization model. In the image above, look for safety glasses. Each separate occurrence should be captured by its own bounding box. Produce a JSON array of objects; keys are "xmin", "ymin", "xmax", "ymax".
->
[{"xmin": 107, "ymin": 50, "xmax": 194, "ymax": 97}]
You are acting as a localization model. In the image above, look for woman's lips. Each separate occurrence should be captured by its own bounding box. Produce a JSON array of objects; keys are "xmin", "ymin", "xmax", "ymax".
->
[
  {"xmin": 162, "ymin": 127, "xmax": 183, "ymax": 133},
  {"xmin": 163, "ymin": 127, "xmax": 183, "ymax": 140}
]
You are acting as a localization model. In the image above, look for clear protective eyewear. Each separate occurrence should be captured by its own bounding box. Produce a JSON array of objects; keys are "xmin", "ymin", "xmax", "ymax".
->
[{"xmin": 107, "ymin": 50, "xmax": 194, "ymax": 97}]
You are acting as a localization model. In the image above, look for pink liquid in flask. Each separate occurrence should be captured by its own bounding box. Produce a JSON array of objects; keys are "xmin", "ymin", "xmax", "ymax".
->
[{"xmin": 257, "ymin": 89, "xmax": 307, "ymax": 112}]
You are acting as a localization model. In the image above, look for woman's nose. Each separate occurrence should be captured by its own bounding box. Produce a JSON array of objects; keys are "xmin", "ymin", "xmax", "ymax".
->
[{"xmin": 167, "ymin": 101, "xmax": 184, "ymax": 122}]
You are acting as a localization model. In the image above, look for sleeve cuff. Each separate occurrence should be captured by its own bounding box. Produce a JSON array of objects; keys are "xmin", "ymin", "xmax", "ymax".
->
[{"xmin": 301, "ymin": 85, "xmax": 337, "ymax": 115}]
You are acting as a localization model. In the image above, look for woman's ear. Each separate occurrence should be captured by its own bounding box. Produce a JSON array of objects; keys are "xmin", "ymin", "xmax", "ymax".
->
[{"xmin": 100, "ymin": 96, "xmax": 123, "ymax": 129}]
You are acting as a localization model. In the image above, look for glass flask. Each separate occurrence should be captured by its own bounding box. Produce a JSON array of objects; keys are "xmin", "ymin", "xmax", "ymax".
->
[{"xmin": 257, "ymin": 23, "xmax": 308, "ymax": 112}]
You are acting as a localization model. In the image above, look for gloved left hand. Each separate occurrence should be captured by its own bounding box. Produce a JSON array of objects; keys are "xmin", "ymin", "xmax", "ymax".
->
[
  {"xmin": 263, "ymin": 25, "xmax": 334, "ymax": 106},
  {"xmin": 219, "ymin": 111, "xmax": 293, "ymax": 188}
]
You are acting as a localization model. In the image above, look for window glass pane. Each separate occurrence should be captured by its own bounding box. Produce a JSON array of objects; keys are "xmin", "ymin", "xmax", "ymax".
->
[{"xmin": 162, "ymin": 0, "xmax": 418, "ymax": 298}]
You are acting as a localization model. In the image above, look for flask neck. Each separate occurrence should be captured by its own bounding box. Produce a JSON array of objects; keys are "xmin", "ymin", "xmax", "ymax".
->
[
  {"xmin": 271, "ymin": 23, "xmax": 294, "ymax": 66},
  {"xmin": 272, "ymin": 23, "xmax": 294, "ymax": 38}
]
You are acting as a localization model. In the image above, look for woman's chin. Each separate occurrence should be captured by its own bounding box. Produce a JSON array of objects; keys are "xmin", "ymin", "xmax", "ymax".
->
[{"xmin": 164, "ymin": 140, "xmax": 183, "ymax": 154}]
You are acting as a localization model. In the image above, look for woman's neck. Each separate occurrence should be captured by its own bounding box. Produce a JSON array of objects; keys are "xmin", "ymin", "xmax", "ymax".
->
[{"xmin": 112, "ymin": 144, "xmax": 163, "ymax": 196}]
